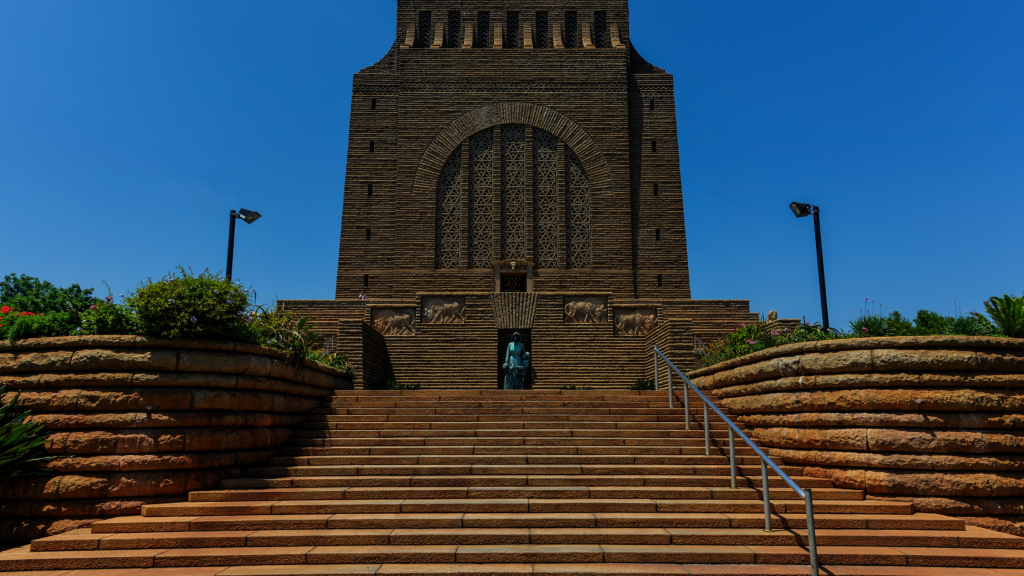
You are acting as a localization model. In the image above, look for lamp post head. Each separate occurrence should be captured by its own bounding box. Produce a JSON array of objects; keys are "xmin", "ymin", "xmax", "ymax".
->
[
  {"xmin": 789, "ymin": 202, "xmax": 817, "ymax": 218},
  {"xmin": 236, "ymin": 208, "xmax": 262, "ymax": 224}
]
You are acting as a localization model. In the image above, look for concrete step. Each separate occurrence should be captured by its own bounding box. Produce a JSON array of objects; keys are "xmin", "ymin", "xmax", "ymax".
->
[
  {"xmin": 298, "ymin": 421, "xmax": 735, "ymax": 430},
  {"xmin": 293, "ymin": 429, "xmax": 738, "ymax": 439},
  {"xmin": 189, "ymin": 486, "xmax": 864, "ymax": 503},
  {"xmin": 311, "ymin": 414, "xmax": 730, "ymax": 423},
  {"xmin": 219, "ymin": 475, "xmax": 837, "ymax": 490},
  {"xmin": 326, "ymin": 407, "xmax": 726, "ymax": 415},
  {"xmin": 92, "ymin": 511, "xmax": 961, "ymax": 535},
  {"xmin": 276, "ymin": 445, "xmax": 759, "ymax": 456},
  {"xmin": 289, "ymin": 434, "xmax": 747, "ymax": 443},
  {"xmin": 10, "ymin": 541, "xmax": 1024, "ymax": 570},
  {"xmin": 264, "ymin": 455, "xmax": 765, "ymax": 467},
  {"xmin": 141, "ymin": 499, "xmax": 911, "ymax": 518},
  {"xmin": 34, "ymin": 525, "xmax": 1017, "ymax": 552},
  {"xmin": 285, "ymin": 436, "xmax": 745, "ymax": 447},
  {"xmin": 243, "ymin": 464, "xmax": 807, "ymax": 478}
]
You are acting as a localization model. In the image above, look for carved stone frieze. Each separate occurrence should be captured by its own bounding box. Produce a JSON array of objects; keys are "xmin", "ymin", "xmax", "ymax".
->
[
  {"xmin": 614, "ymin": 307, "xmax": 657, "ymax": 336},
  {"xmin": 422, "ymin": 296, "xmax": 466, "ymax": 324},
  {"xmin": 371, "ymin": 308, "xmax": 417, "ymax": 336},
  {"xmin": 564, "ymin": 296, "xmax": 608, "ymax": 324}
]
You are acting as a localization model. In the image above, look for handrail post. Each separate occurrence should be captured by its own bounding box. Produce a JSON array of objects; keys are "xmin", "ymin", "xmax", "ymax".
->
[
  {"xmin": 805, "ymin": 488, "xmax": 819, "ymax": 575},
  {"xmin": 703, "ymin": 404, "xmax": 710, "ymax": 457},
  {"xmin": 728, "ymin": 428, "xmax": 736, "ymax": 489},
  {"xmin": 668, "ymin": 368, "xmax": 673, "ymax": 409},
  {"xmin": 654, "ymin": 352, "xmax": 659, "ymax": 392},
  {"xmin": 683, "ymin": 377, "xmax": 690, "ymax": 430},
  {"xmin": 761, "ymin": 459, "xmax": 772, "ymax": 532}
]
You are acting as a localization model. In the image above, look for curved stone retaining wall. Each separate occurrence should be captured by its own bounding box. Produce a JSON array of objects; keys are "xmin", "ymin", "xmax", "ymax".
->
[
  {"xmin": 688, "ymin": 336, "xmax": 1024, "ymax": 535},
  {"xmin": 0, "ymin": 335, "xmax": 352, "ymax": 542}
]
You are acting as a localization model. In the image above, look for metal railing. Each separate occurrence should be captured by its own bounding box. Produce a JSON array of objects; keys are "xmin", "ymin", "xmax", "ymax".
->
[{"xmin": 653, "ymin": 345, "xmax": 819, "ymax": 575}]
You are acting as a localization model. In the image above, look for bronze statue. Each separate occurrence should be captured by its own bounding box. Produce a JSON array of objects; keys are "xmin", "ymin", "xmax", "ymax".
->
[{"xmin": 503, "ymin": 332, "xmax": 530, "ymax": 390}]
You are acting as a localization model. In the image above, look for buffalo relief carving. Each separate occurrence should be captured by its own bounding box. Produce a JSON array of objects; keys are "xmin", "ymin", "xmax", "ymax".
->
[
  {"xmin": 564, "ymin": 297, "xmax": 608, "ymax": 324},
  {"xmin": 614, "ymin": 307, "xmax": 658, "ymax": 336},
  {"xmin": 371, "ymin": 308, "xmax": 417, "ymax": 336},
  {"xmin": 423, "ymin": 297, "xmax": 466, "ymax": 324}
]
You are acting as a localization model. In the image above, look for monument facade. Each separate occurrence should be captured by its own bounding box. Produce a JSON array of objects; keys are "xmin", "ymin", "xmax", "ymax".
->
[{"xmin": 283, "ymin": 0, "xmax": 757, "ymax": 388}]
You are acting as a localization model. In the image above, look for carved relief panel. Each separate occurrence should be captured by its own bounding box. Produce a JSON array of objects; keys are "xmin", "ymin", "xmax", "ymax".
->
[
  {"xmin": 371, "ymin": 308, "xmax": 417, "ymax": 336},
  {"xmin": 563, "ymin": 296, "xmax": 608, "ymax": 324},
  {"xmin": 422, "ymin": 296, "xmax": 466, "ymax": 325},
  {"xmin": 614, "ymin": 307, "xmax": 657, "ymax": 336}
]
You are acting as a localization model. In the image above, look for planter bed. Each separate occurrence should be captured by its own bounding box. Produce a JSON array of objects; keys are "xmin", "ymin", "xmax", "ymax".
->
[
  {"xmin": 688, "ymin": 335, "xmax": 1024, "ymax": 535},
  {"xmin": 0, "ymin": 335, "xmax": 352, "ymax": 542}
]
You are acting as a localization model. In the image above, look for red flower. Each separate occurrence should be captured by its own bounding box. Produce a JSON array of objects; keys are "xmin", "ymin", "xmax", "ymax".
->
[{"xmin": 0, "ymin": 306, "xmax": 11, "ymax": 313}]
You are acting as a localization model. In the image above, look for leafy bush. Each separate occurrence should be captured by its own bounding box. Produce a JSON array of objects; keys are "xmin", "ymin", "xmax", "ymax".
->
[
  {"xmin": 0, "ymin": 386, "xmax": 54, "ymax": 482},
  {"xmin": 0, "ymin": 274, "xmax": 99, "ymax": 315},
  {"xmin": 985, "ymin": 294, "xmax": 1024, "ymax": 338},
  {"xmin": 385, "ymin": 380, "xmax": 419, "ymax": 391},
  {"xmin": 81, "ymin": 301, "xmax": 139, "ymax": 336},
  {"xmin": 700, "ymin": 318, "xmax": 843, "ymax": 367},
  {"xmin": 628, "ymin": 378, "xmax": 656, "ymax": 391},
  {"xmin": 941, "ymin": 311, "xmax": 994, "ymax": 336},
  {"xmin": 126, "ymin": 268, "xmax": 251, "ymax": 341},
  {"xmin": 0, "ymin": 271, "xmax": 356, "ymax": 377},
  {"xmin": 0, "ymin": 308, "xmax": 81, "ymax": 342},
  {"xmin": 561, "ymin": 384, "xmax": 592, "ymax": 390}
]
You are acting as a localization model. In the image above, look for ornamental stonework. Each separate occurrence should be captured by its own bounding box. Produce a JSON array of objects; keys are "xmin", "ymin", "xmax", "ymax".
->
[{"xmin": 422, "ymin": 296, "xmax": 466, "ymax": 324}]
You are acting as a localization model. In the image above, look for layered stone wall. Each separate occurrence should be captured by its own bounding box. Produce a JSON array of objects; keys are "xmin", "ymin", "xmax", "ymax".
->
[
  {"xmin": 688, "ymin": 336, "xmax": 1024, "ymax": 535},
  {"xmin": 0, "ymin": 336, "xmax": 352, "ymax": 542}
]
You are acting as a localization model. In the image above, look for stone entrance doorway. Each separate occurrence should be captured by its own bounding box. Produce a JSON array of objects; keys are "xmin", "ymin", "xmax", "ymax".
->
[
  {"xmin": 500, "ymin": 273, "xmax": 526, "ymax": 293},
  {"xmin": 497, "ymin": 328, "xmax": 532, "ymax": 389}
]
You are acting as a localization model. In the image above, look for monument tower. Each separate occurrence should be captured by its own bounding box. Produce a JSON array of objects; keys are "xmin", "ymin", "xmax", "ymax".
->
[{"xmin": 283, "ymin": 0, "xmax": 757, "ymax": 388}]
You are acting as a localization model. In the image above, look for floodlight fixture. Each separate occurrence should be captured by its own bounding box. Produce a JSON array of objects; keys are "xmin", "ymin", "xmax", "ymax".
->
[
  {"xmin": 790, "ymin": 201, "xmax": 829, "ymax": 330},
  {"xmin": 237, "ymin": 208, "xmax": 262, "ymax": 224},
  {"xmin": 226, "ymin": 208, "xmax": 262, "ymax": 281},
  {"xmin": 789, "ymin": 202, "xmax": 817, "ymax": 218}
]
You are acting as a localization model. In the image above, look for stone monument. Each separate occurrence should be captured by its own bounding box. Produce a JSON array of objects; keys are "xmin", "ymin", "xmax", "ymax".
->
[{"xmin": 281, "ymin": 0, "xmax": 760, "ymax": 388}]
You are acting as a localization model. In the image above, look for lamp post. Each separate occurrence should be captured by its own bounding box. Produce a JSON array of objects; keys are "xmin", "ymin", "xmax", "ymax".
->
[
  {"xmin": 226, "ymin": 208, "xmax": 261, "ymax": 281},
  {"xmin": 789, "ymin": 202, "xmax": 829, "ymax": 331}
]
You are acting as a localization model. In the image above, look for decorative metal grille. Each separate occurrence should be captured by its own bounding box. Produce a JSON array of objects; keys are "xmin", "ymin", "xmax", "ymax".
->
[
  {"xmin": 435, "ymin": 149, "xmax": 462, "ymax": 268},
  {"xmin": 565, "ymin": 12, "xmax": 577, "ymax": 48},
  {"xmin": 566, "ymin": 149, "xmax": 592, "ymax": 268},
  {"xmin": 418, "ymin": 12, "xmax": 431, "ymax": 48},
  {"xmin": 447, "ymin": 11, "xmax": 461, "ymax": 48},
  {"xmin": 535, "ymin": 13, "xmax": 548, "ymax": 48},
  {"xmin": 594, "ymin": 12, "xmax": 607, "ymax": 48},
  {"xmin": 533, "ymin": 130, "xmax": 558, "ymax": 268},
  {"xmin": 468, "ymin": 130, "xmax": 494, "ymax": 268},
  {"xmin": 506, "ymin": 12, "xmax": 519, "ymax": 48},
  {"xmin": 476, "ymin": 12, "xmax": 490, "ymax": 48},
  {"xmin": 501, "ymin": 126, "xmax": 527, "ymax": 260}
]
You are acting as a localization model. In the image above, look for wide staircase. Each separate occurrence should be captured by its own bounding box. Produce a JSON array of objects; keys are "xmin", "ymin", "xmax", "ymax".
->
[{"xmin": 5, "ymin": 389, "xmax": 1024, "ymax": 575}]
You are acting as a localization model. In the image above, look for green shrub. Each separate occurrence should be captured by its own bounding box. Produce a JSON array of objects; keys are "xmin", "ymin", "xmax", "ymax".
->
[
  {"xmin": 0, "ymin": 274, "xmax": 99, "ymax": 315},
  {"xmin": 306, "ymin": 351, "xmax": 355, "ymax": 378},
  {"xmin": 561, "ymin": 384, "xmax": 592, "ymax": 390},
  {"xmin": 385, "ymin": 380, "xmax": 419, "ymax": 391},
  {"xmin": 941, "ymin": 312, "xmax": 995, "ymax": 336},
  {"xmin": 628, "ymin": 378, "xmax": 656, "ymax": 391},
  {"xmin": 126, "ymin": 268, "xmax": 251, "ymax": 341},
  {"xmin": 985, "ymin": 294, "xmax": 1024, "ymax": 338},
  {"xmin": 0, "ymin": 386, "xmax": 54, "ymax": 483},
  {"xmin": 81, "ymin": 302, "xmax": 139, "ymax": 336},
  {"xmin": 700, "ymin": 318, "xmax": 843, "ymax": 367},
  {"xmin": 0, "ymin": 309, "xmax": 81, "ymax": 342}
]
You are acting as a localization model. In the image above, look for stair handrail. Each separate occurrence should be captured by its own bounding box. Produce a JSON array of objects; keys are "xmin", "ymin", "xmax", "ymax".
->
[{"xmin": 653, "ymin": 345, "xmax": 820, "ymax": 576}]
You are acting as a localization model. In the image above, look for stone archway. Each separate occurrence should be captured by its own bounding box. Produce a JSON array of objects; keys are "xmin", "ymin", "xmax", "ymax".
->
[{"xmin": 418, "ymin": 103, "xmax": 612, "ymax": 270}]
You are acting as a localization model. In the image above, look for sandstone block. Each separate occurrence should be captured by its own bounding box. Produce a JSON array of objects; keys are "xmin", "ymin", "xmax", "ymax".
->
[
  {"xmin": 70, "ymin": 348, "xmax": 176, "ymax": 371},
  {"xmin": 177, "ymin": 349, "xmax": 251, "ymax": 374}
]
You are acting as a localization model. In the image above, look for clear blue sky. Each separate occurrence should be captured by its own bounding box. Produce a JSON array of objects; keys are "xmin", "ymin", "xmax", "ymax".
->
[{"xmin": 2, "ymin": 1, "xmax": 1021, "ymax": 328}]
